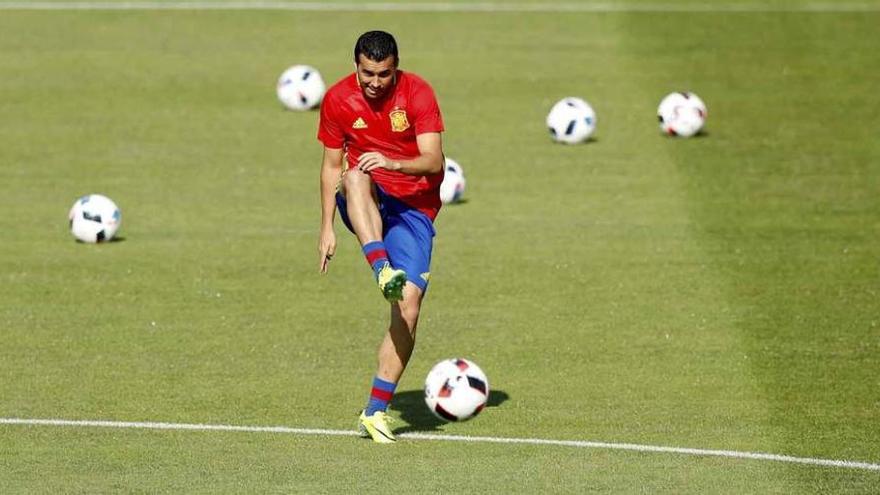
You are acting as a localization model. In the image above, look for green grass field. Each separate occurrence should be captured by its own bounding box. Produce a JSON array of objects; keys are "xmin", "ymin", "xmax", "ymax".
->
[{"xmin": 1, "ymin": 1, "xmax": 879, "ymax": 492}]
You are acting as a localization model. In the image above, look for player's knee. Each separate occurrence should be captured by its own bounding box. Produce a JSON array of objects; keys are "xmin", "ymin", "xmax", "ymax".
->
[
  {"xmin": 397, "ymin": 300, "xmax": 421, "ymax": 328},
  {"xmin": 342, "ymin": 168, "xmax": 372, "ymax": 194}
]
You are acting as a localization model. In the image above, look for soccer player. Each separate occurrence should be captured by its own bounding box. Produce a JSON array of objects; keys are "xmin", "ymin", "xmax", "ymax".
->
[{"xmin": 316, "ymin": 31, "xmax": 445, "ymax": 443}]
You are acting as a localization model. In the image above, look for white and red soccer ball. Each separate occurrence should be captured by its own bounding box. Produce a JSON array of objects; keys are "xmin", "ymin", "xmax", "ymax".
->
[
  {"xmin": 658, "ymin": 91, "xmax": 707, "ymax": 137},
  {"xmin": 424, "ymin": 358, "xmax": 490, "ymax": 422},
  {"xmin": 68, "ymin": 194, "xmax": 121, "ymax": 243},
  {"xmin": 277, "ymin": 65, "xmax": 326, "ymax": 111},
  {"xmin": 439, "ymin": 157, "xmax": 466, "ymax": 205}
]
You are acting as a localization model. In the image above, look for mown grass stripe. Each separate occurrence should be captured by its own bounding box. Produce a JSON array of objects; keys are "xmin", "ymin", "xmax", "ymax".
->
[{"xmin": 1, "ymin": 2, "xmax": 880, "ymax": 12}]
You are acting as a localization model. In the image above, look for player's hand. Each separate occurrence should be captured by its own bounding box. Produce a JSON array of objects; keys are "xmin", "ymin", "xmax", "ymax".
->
[
  {"xmin": 318, "ymin": 227, "xmax": 336, "ymax": 274},
  {"xmin": 357, "ymin": 152, "xmax": 400, "ymax": 172}
]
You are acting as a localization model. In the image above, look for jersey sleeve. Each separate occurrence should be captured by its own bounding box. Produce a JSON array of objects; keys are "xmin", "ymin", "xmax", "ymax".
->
[
  {"xmin": 317, "ymin": 92, "xmax": 345, "ymax": 149},
  {"xmin": 410, "ymin": 81, "xmax": 444, "ymax": 135}
]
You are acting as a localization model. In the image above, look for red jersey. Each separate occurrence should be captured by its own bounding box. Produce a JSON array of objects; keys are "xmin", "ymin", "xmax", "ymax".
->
[{"xmin": 317, "ymin": 70, "xmax": 444, "ymax": 220}]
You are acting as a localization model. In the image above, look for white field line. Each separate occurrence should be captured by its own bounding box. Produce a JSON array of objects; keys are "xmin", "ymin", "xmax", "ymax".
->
[
  {"xmin": 0, "ymin": 2, "xmax": 879, "ymax": 12},
  {"xmin": 2, "ymin": 417, "xmax": 880, "ymax": 472}
]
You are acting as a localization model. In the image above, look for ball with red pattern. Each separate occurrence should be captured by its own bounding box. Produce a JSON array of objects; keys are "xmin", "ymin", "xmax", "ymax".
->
[
  {"xmin": 424, "ymin": 358, "xmax": 490, "ymax": 422},
  {"xmin": 658, "ymin": 91, "xmax": 707, "ymax": 138}
]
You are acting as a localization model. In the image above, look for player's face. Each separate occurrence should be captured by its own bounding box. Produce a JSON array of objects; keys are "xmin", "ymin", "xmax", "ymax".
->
[{"xmin": 356, "ymin": 54, "xmax": 397, "ymax": 100}]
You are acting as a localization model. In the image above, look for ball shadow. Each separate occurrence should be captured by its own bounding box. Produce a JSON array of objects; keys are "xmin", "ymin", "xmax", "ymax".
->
[
  {"xmin": 72, "ymin": 236, "xmax": 126, "ymax": 244},
  {"xmin": 559, "ymin": 137, "xmax": 598, "ymax": 145},
  {"xmin": 389, "ymin": 389, "xmax": 510, "ymax": 434},
  {"xmin": 663, "ymin": 130, "xmax": 710, "ymax": 139}
]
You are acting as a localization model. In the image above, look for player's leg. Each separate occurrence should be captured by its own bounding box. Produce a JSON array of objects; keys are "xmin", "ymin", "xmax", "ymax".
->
[
  {"xmin": 339, "ymin": 168, "xmax": 382, "ymax": 245},
  {"xmin": 358, "ymin": 283, "xmax": 423, "ymax": 443},
  {"xmin": 338, "ymin": 171, "xmax": 406, "ymax": 301},
  {"xmin": 378, "ymin": 283, "xmax": 424, "ymax": 382}
]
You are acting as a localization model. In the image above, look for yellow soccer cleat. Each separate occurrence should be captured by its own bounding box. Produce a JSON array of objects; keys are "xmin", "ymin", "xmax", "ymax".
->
[
  {"xmin": 376, "ymin": 263, "xmax": 407, "ymax": 302},
  {"xmin": 358, "ymin": 410, "xmax": 396, "ymax": 444}
]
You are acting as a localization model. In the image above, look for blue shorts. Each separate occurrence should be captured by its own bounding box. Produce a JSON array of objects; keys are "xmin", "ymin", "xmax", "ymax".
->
[{"xmin": 336, "ymin": 187, "xmax": 436, "ymax": 292}]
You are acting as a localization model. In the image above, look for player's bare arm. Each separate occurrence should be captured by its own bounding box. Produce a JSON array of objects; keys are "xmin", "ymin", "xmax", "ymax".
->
[
  {"xmin": 318, "ymin": 146, "xmax": 344, "ymax": 273},
  {"xmin": 356, "ymin": 132, "xmax": 443, "ymax": 175}
]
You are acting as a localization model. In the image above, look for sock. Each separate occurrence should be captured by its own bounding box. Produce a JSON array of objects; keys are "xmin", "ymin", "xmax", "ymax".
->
[
  {"xmin": 365, "ymin": 376, "xmax": 397, "ymax": 416},
  {"xmin": 362, "ymin": 241, "xmax": 389, "ymax": 278}
]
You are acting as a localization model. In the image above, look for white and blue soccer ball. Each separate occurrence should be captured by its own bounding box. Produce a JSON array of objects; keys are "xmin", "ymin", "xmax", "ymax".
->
[
  {"xmin": 439, "ymin": 157, "xmax": 466, "ymax": 205},
  {"xmin": 276, "ymin": 65, "xmax": 325, "ymax": 111},
  {"xmin": 546, "ymin": 97, "xmax": 597, "ymax": 144},
  {"xmin": 68, "ymin": 194, "xmax": 121, "ymax": 243},
  {"xmin": 424, "ymin": 358, "xmax": 490, "ymax": 422},
  {"xmin": 658, "ymin": 91, "xmax": 707, "ymax": 137}
]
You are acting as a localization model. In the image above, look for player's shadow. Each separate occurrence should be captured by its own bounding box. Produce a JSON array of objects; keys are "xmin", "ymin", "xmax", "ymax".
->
[{"xmin": 389, "ymin": 389, "xmax": 510, "ymax": 434}]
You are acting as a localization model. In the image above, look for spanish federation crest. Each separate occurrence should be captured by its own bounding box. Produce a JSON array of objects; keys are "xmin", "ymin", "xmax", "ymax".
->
[{"xmin": 389, "ymin": 108, "xmax": 410, "ymax": 132}]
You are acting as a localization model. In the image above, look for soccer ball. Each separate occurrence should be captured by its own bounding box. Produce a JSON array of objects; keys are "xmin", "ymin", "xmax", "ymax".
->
[
  {"xmin": 658, "ymin": 92, "xmax": 707, "ymax": 137},
  {"xmin": 439, "ymin": 157, "xmax": 466, "ymax": 204},
  {"xmin": 424, "ymin": 358, "xmax": 490, "ymax": 422},
  {"xmin": 546, "ymin": 97, "xmax": 597, "ymax": 144},
  {"xmin": 68, "ymin": 194, "xmax": 121, "ymax": 243},
  {"xmin": 277, "ymin": 65, "xmax": 325, "ymax": 111}
]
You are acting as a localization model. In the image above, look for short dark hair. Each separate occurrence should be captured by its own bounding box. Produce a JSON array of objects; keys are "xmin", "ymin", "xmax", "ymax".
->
[{"xmin": 354, "ymin": 31, "xmax": 399, "ymax": 65}]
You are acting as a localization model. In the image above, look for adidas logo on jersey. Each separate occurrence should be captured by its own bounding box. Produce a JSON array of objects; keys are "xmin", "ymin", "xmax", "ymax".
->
[{"xmin": 352, "ymin": 117, "xmax": 367, "ymax": 129}]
